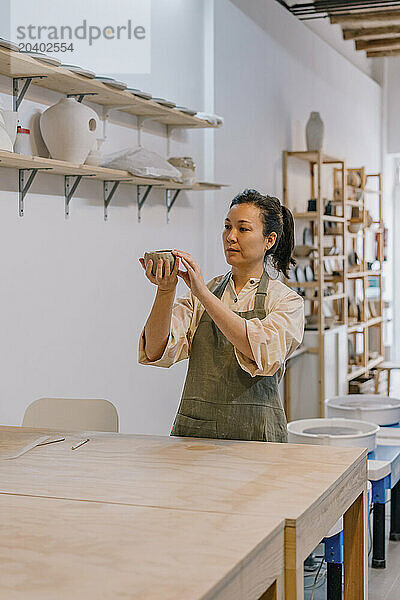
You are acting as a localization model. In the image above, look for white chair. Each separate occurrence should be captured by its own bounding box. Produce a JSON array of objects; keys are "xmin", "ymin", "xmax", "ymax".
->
[{"xmin": 22, "ymin": 398, "xmax": 119, "ymax": 432}]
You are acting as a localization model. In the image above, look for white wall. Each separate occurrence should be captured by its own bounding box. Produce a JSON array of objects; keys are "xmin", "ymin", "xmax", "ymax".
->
[
  {"xmin": 208, "ymin": 0, "xmax": 382, "ymax": 278},
  {"xmin": 0, "ymin": 0, "xmax": 383, "ymax": 433},
  {"xmin": 0, "ymin": 0, "xmax": 207, "ymax": 434}
]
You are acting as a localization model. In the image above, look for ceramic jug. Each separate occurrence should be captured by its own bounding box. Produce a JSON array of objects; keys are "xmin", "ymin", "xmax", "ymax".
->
[
  {"xmin": 40, "ymin": 98, "xmax": 99, "ymax": 164},
  {"xmin": 306, "ymin": 112, "xmax": 324, "ymax": 152}
]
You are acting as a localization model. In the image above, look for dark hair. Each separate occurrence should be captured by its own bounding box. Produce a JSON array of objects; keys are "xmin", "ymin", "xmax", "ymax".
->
[{"xmin": 230, "ymin": 189, "xmax": 295, "ymax": 277}]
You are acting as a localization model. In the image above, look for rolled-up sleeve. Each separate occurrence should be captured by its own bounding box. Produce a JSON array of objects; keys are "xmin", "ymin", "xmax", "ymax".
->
[
  {"xmin": 234, "ymin": 293, "xmax": 304, "ymax": 377},
  {"xmin": 138, "ymin": 294, "xmax": 195, "ymax": 368}
]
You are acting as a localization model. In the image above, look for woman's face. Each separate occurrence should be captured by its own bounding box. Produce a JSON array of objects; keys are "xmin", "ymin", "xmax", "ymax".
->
[{"xmin": 222, "ymin": 203, "xmax": 277, "ymax": 269}]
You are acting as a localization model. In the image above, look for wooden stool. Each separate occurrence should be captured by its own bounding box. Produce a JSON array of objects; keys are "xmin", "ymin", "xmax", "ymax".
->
[{"xmin": 374, "ymin": 362, "xmax": 400, "ymax": 395}]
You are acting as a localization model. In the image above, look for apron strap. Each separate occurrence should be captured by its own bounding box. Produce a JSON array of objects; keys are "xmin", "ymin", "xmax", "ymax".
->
[
  {"xmin": 212, "ymin": 272, "xmax": 232, "ymax": 299},
  {"xmin": 254, "ymin": 270, "xmax": 270, "ymax": 311}
]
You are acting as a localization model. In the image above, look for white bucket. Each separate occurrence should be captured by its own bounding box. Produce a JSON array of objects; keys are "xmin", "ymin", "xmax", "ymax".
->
[
  {"xmin": 287, "ymin": 417, "xmax": 379, "ymax": 452},
  {"xmin": 325, "ymin": 395, "xmax": 400, "ymax": 426}
]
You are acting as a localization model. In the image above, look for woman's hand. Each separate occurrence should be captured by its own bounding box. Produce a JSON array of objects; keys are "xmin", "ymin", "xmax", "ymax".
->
[
  {"xmin": 139, "ymin": 255, "xmax": 180, "ymax": 293},
  {"xmin": 173, "ymin": 250, "xmax": 207, "ymax": 299}
]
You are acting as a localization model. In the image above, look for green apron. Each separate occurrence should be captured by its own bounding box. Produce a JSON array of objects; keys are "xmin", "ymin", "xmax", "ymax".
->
[{"xmin": 170, "ymin": 270, "xmax": 288, "ymax": 443}]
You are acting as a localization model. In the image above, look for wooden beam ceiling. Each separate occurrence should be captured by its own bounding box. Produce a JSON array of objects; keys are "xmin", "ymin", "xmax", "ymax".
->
[
  {"xmin": 328, "ymin": 7, "xmax": 400, "ymax": 57},
  {"xmin": 331, "ymin": 9, "xmax": 400, "ymax": 25},
  {"xmin": 355, "ymin": 35, "xmax": 400, "ymax": 49},
  {"xmin": 343, "ymin": 25, "xmax": 400, "ymax": 40}
]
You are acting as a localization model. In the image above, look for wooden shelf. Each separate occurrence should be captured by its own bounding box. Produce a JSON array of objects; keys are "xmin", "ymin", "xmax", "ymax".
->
[
  {"xmin": 348, "ymin": 322, "xmax": 366, "ymax": 334},
  {"xmin": 0, "ymin": 48, "xmax": 218, "ymax": 130},
  {"xmin": 323, "ymin": 293, "xmax": 346, "ymax": 302},
  {"xmin": 287, "ymin": 151, "xmax": 343, "ymax": 164},
  {"xmin": 367, "ymin": 316, "xmax": 384, "ymax": 327},
  {"xmin": 293, "ymin": 212, "xmax": 344, "ymax": 223},
  {"xmin": 323, "ymin": 254, "xmax": 346, "ymax": 261},
  {"xmin": 367, "ymin": 356, "xmax": 385, "ymax": 370},
  {"xmin": 347, "ymin": 318, "xmax": 383, "ymax": 334},
  {"xmin": 0, "ymin": 150, "xmax": 225, "ymax": 191},
  {"xmin": 347, "ymin": 366, "xmax": 367, "ymax": 382},
  {"xmin": 347, "ymin": 271, "xmax": 382, "ymax": 279}
]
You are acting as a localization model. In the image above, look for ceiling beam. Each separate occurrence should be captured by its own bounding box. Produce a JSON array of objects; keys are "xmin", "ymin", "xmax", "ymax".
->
[
  {"xmin": 343, "ymin": 24, "xmax": 400, "ymax": 39},
  {"xmin": 331, "ymin": 9, "xmax": 400, "ymax": 24},
  {"xmin": 355, "ymin": 35, "xmax": 400, "ymax": 49},
  {"xmin": 366, "ymin": 47, "xmax": 400, "ymax": 56}
]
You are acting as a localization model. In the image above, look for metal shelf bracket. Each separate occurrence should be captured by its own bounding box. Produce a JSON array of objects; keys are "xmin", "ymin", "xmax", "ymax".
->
[
  {"xmin": 67, "ymin": 93, "xmax": 98, "ymax": 103},
  {"xmin": 137, "ymin": 185, "xmax": 153, "ymax": 223},
  {"xmin": 103, "ymin": 180, "xmax": 120, "ymax": 221},
  {"xmin": 165, "ymin": 189, "xmax": 181, "ymax": 224},
  {"xmin": 13, "ymin": 76, "xmax": 47, "ymax": 111},
  {"xmin": 64, "ymin": 174, "xmax": 96, "ymax": 219},
  {"xmin": 19, "ymin": 168, "xmax": 52, "ymax": 217}
]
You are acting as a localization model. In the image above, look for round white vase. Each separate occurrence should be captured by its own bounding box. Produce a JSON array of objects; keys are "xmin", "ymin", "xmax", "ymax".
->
[
  {"xmin": 40, "ymin": 98, "xmax": 99, "ymax": 164},
  {"xmin": 306, "ymin": 111, "xmax": 324, "ymax": 151}
]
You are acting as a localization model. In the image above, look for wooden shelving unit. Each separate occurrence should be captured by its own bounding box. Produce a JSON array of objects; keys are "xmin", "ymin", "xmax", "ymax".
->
[
  {"xmin": 283, "ymin": 150, "xmax": 346, "ymax": 418},
  {"xmin": 337, "ymin": 170, "xmax": 385, "ymax": 387}
]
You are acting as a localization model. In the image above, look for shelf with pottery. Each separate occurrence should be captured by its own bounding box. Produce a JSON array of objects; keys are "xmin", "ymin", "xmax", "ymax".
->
[
  {"xmin": 0, "ymin": 149, "xmax": 225, "ymax": 220},
  {"xmin": 0, "ymin": 48, "xmax": 218, "ymax": 130}
]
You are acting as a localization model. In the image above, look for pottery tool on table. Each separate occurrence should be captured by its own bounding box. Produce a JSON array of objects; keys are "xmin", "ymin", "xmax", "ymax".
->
[
  {"xmin": 2, "ymin": 436, "xmax": 52, "ymax": 460},
  {"xmin": 71, "ymin": 438, "xmax": 90, "ymax": 450}
]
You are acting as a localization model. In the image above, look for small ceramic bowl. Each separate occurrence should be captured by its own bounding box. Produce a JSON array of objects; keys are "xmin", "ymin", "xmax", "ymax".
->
[
  {"xmin": 348, "ymin": 221, "xmax": 363, "ymax": 234},
  {"xmin": 144, "ymin": 250, "xmax": 175, "ymax": 277},
  {"xmin": 294, "ymin": 245, "xmax": 314, "ymax": 258}
]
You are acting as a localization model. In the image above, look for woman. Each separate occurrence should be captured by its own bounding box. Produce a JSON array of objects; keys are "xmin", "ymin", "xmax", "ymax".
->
[{"xmin": 139, "ymin": 189, "xmax": 304, "ymax": 442}]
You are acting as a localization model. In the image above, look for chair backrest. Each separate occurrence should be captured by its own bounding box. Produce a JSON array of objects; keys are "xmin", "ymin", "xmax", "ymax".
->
[{"xmin": 22, "ymin": 398, "xmax": 119, "ymax": 432}]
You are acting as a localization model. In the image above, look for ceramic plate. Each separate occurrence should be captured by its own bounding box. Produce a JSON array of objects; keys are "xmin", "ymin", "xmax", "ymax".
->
[
  {"xmin": 303, "ymin": 226, "xmax": 313, "ymax": 246},
  {"xmin": 152, "ymin": 97, "xmax": 176, "ymax": 108},
  {"xmin": 127, "ymin": 88, "xmax": 152, "ymax": 100},
  {"xmin": 61, "ymin": 64, "xmax": 95, "ymax": 78},
  {"xmin": 295, "ymin": 266, "xmax": 306, "ymax": 283},
  {"xmin": 22, "ymin": 52, "xmax": 61, "ymax": 66},
  {"xmin": 175, "ymin": 106, "xmax": 197, "ymax": 116},
  {"xmin": 94, "ymin": 76, "xmax": 127, "ymax": 89},
  {"xmin": 0, "ymin": 39, "xmax": 20, "ymax": 51},
  {"xmin": 304, "ymin": 265, "xmax": 314, "ymax": 282}
]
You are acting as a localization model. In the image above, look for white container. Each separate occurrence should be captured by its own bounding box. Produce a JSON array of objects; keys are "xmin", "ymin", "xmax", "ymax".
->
[
  {"xmin": 1, "ymin": 110, "xmax": 18, "ymax": 145},
  {"xmin": 325, "ymin": 395, "xmax": 400, "ymax": 426},
  {"xmin": 306, "ymin": 111, "xmax": 324, "ymax": 151},
  {"xmin": 0, "ymin": 120, "xmax": 12, "ymax": 151},
  {"xmin": 14, "ymin": 126, "xmax": 32, "ymax": 155},
  {"xmin": 40, "ymin": 97, "xmax": 98, "ymax": 164},
  {"xmin": 287, "ymin": 417, "xmax": 379, "ymax": 452}
]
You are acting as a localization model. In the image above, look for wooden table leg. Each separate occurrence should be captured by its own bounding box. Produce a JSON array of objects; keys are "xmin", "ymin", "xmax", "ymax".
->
[
  {"xmin": 343, "ymin": 488, "xmax": 368, "ymax": 600},
  {"xmin": 284, "ymin": 526, "xmax": 304, "ymax": 600}
]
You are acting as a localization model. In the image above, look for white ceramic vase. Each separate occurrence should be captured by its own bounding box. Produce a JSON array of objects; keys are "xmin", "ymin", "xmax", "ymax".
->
[
  {"xmin": 306, "ymin": 112, "xmax": 324, "ymax": 151},
  {"xmin": 40, "ymin": 98, "xmax": 99, "ymax": 164}
]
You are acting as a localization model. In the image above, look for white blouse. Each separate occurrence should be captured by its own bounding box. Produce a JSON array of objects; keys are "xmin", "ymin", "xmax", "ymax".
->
[{"xmin": 138, "ymin": 274, "xmax": 305, "ymax": 379}]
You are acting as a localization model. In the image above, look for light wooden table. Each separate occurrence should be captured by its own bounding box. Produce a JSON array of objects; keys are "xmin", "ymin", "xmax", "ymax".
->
[
  {"xmin": 0, "ymin": 492, "xmax": 284, "ymax": 600},
  {"xmin": 0, "ymin": 426, "xmax": 368, "ymax": 599}
]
